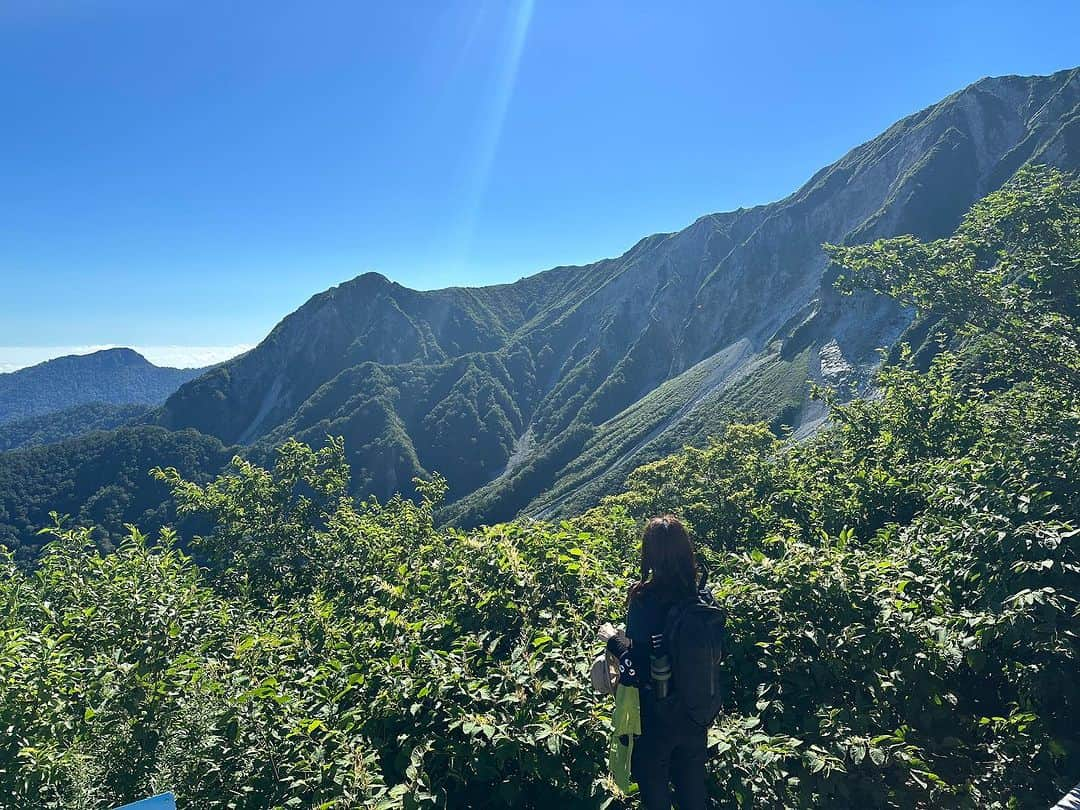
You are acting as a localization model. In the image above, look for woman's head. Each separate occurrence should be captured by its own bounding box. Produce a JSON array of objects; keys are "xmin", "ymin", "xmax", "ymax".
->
[{"xmin": 629, "ymin": 514, "xmax": 697, "ymax": 602}]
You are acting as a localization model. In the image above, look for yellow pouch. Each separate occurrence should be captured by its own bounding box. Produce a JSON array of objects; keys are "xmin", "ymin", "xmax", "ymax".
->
[{"xmin": 608, "ymin": 683, "xmax": 641, "ymax": 794}]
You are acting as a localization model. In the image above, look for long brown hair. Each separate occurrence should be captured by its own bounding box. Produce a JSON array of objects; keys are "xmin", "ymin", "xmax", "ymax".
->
[{"xmin": 628, "ymin": 515, "xmax": 698, "ymax": 603}]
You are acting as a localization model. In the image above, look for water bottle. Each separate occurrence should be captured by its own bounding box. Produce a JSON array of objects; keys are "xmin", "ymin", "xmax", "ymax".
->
[{"xmin": 650, "ymin": 633, "xmax": 672, "ymax": 700}]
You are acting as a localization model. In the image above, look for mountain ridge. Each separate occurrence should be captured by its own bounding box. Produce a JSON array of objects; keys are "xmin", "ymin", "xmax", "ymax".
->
[
  {"xmin": 150, "ymin": 67, "xmax": 1080, "ymax": 526},
  {"xmin": 0, "ymin": 348, "xmax": 207, "ymax": 426},
  {"xmin": 1, "ymin": 69, "xmax": 1074, "ymax": 559}
]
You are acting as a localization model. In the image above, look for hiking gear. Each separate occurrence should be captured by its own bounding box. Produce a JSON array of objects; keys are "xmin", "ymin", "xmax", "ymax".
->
[
  {"xmin": 608, "ymin": 683, "xmax": 642, "ymax": 794},
  {"xmin": 596, "ymin": 627, "xmax": 629, "ymax": 693},
  {"xmin": 591, "ymin": 651, "xmax": 619, "ymax": 695},
  {"xmin": 1053, "ymin": 784, "xmax": 1080, "ymax": 810},
  {"xmin": 605, "ymin": 630, "xmax": 632, "ymax": 661},
  {"xmin": 631, "ymin": 719, "xmax": 708, "ymax": 810},
  {"xmin": 597, "ymin": 621, "xmax": 619, "ymax": 642},
  {"xmin": 615, "ymin": 567, "xmax": 715, "ymax": 807},
  {"xmin": 661, "ymin": 585, "xmax": 727, "ymax": 729},
  {"xmin": 649, "ymin": 632, "xmax": 672, "ymax": 701}
]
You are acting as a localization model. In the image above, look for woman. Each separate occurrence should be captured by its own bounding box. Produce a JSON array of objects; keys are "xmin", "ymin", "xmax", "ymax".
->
[{"xmin": 599, "ymin": 515, "xmax": 708, "ymax": 810}]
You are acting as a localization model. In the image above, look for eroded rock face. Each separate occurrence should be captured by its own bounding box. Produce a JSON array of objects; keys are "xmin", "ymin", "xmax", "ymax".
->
[
  {"xmin": 154, "ymin": 68, "xmax": 1080, "ymax": 524},
  {"xmin": 818, "ymin": 341, "xmax": 854, "ymax": 388}
]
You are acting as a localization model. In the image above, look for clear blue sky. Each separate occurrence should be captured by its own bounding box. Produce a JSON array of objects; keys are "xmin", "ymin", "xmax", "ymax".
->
[{"xmin": 2, "ymin": 1, "xmax": 1078, "ymax": 362}]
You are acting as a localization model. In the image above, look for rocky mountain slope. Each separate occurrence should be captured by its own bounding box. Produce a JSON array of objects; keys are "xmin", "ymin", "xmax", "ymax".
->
[
  {"xmin": 0, "ymin": 348, "xmax": 204, "ymax": 426},
  {"xmin": 152, "ymin": 67, "xmax": 1080, "ymax": 525}
]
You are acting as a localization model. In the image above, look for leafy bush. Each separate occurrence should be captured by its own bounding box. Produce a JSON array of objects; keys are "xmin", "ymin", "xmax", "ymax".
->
[
  {"xmin": 0, "ymin": 467, "xmax": 636, "ymax": 809},
  {"xmin": 0, "ymin": 167, "xmax": 1077, "ymax": 808}
]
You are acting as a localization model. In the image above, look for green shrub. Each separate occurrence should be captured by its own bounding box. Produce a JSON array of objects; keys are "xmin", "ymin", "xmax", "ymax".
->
[{"xmin": 0, "ymin": 167, "xmax": 1076, "ymax": 808}]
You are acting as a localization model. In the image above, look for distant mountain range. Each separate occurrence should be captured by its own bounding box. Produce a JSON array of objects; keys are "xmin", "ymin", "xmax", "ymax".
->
[
  {"xmin": 1, "ymin": 67, "xmax": 1078, "ymax": 557},
  {"xmin": 0, "ymin": 348, "xmax": 205, "ymax": 426}
]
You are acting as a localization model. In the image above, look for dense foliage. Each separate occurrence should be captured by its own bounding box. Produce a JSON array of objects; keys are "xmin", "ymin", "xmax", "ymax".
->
[
  {"xmin": 0, "ymin": 348, "xmax": 200, "ymax": 426},
  {"xmin": 0, "ymin": 426, "xmax": 231, "ymax": 563},
  {"xmin": 0, "ymin": 168, "xmax": 1076, "ymax": 808},
  {"xmin": 149, "ymin": 71, "xmax": 1080, "ymax": 529},
  {"xmin": 0, "ymin": 402, "xmax": 150, "ymax": 453}
]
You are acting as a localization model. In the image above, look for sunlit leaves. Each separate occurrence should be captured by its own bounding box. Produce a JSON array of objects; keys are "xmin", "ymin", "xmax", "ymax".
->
[{"xmin": 0, "ymin": 167, "xmax": 1078, "ymax": 807}]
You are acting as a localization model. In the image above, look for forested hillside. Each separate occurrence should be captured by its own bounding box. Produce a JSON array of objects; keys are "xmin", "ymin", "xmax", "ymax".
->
[
  {"xmin": 1, "ymin": 168, "xmax": 1075, "ymax": 808},
  {"xmin": 0, "ymin": 426, "xmax": 231, "ymax": 563},
  {"xmin": 0, "ymin": 348, "xmax": 204, "ymax": 425},
  {"xmin": 0, "ymin": 70, "xmax": 1074, "ymax": 561},
  {"xmin": 153, "ymin": 69, "xmax": 1079, "ymax": 525},
  {"xmin": 0, "ymin": 402, "xmax": 149, "ymax": 452}
]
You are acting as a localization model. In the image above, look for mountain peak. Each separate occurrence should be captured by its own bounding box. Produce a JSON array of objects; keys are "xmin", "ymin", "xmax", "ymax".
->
[
  {"xmin": 342, "ymin": 271, "xmax": 392, "ymax": 289},
  {"xmin": 0, "ymin": 348, "xmax": 202, "ymax": 426},
  {"xmin": 86, "ymin": 347, "xmax": 150, "ymax": 365},
  {"xmin": 153, "ymin": 68, "xmax": 1079, "ymax": 525}
]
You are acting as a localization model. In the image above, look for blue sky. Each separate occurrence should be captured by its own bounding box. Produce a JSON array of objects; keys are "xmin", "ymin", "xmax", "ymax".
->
[{"xmin": 2, "ymin": 1, "xmax": 1078, "ymax": 367}]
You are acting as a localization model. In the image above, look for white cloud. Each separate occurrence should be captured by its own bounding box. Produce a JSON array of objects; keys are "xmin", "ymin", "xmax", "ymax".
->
[
  {"xmin": 0, "ymin": 345, "xmax": 254, "ymax": 374},
  {"xmin": 135, "ymin": 345, "xmax": 255, "ymax": 369}
]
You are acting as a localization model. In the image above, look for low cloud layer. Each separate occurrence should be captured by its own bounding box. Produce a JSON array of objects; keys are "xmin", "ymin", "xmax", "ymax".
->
[{"xmin": 0, "ymin": 345, "xmax": 253, "ymax": 374}]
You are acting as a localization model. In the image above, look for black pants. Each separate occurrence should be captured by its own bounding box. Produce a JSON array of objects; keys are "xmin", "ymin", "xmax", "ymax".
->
[{"xmin": 630, "ymin": 722, "xmax": 708, "ymax": 810}]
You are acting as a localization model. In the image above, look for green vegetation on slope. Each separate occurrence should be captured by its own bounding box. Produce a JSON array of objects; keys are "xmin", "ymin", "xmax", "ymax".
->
[
  {"xmin": 520, "ymin": 347, "xmax": 813, "ymax": 522},
  {"xmin": 0, "ymin": 168, "xmax": 1076, "ymax": 809},
  {"xmin": 0, "ymin": 348, "xmax": 202, "ymax": 426},
  {"xmin": 150, "ymin": 71, "xmax": 1079, "ymax": 529},
  {"xmin": 0, "ymin": 426, "xmax": 232, "ymax": 563},
  {"xmin": 0, "ymin": 402, "xmax": 150, "ymax": 452},
  {"xmin": 0, "ymin": 73, "xmax": 1073, "ymax": 561}
]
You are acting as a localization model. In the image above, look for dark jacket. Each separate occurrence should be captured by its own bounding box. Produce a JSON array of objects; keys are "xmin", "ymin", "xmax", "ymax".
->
[
  {"xmin": 606, "ymin": 587, "xmax": 680, "ymax": 734},
  {"xmin": 607, "ymin": 586, "xmax": 710, "ymax": 809}
]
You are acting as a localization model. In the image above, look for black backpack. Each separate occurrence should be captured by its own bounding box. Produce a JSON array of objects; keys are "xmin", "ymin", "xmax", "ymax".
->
[{"xmin": 660, "ymin": 583, "xmax": 728, "ymax": 729}]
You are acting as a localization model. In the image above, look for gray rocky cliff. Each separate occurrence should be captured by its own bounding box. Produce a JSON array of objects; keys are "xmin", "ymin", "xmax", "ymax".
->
[{"xmin": 154, "ymin": 68, "xmax": 1080, "ymax": 523}]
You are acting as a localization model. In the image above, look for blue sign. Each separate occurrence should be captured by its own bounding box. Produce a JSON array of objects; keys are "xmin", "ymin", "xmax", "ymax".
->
[{"xmin": 114, "ymin": 793, "xmax": 177, "ymax": 810}]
